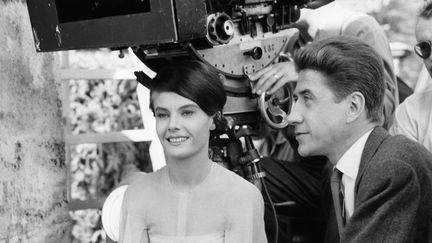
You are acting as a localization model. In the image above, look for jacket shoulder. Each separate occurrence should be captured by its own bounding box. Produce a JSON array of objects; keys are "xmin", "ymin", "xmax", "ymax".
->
[{"xmin": 361, "ymin": 134, "xmax": 432, "ymax": 187}]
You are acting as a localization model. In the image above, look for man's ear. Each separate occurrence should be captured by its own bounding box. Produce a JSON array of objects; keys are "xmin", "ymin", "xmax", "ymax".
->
[{"xmin": 346, "ymin": 91, "xmax": 365, "ymax": 123}]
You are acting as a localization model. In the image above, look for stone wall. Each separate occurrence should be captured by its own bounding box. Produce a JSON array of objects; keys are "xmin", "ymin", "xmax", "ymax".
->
[{"xmin": 0, "ymin": 1, "xmax": 72, "ymax": 242}]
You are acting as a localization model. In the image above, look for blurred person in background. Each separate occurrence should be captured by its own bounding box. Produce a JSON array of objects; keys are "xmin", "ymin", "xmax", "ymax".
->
[{"xmin": 390, "ymin": 0, "xmax": 432, "ymax": 152}]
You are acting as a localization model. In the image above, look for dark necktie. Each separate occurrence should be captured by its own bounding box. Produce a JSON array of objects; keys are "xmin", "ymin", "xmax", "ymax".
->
[{"xmin": 331, "ymin": 168, "xmax": 346, "ymax": 236}]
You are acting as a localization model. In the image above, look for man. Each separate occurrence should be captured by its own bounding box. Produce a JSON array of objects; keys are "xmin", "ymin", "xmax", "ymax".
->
[
  {"xmin": 263, "ymin": 36, "xmax": 432, "ymax": 242},
  {"xmin": 251, "ymin": 0, "xmax": 398, "ymax": 162},
  {"xmin": 390, "ymin": 1, "xmax": 432, "ymax": 152},
  {"xmin": 295, "ymin": 0, "xmax": 398, "ymax": 129}
]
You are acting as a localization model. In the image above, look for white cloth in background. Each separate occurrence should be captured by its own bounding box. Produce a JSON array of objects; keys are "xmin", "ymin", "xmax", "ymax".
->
[
  {"xmin": 414, "ymin": 65, "xmax": 432, "ymax": 93},
  {"xmin": 390, "ymin": 90, "xmax": 432, "ymax": 152}
]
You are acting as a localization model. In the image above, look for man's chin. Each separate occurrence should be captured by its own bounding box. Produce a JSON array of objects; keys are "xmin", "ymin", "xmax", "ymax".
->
[
  {"xmin": 297, "ymin": 145, "xmax": 310, "ymax": 157},
  {"xmin": 297, "ymin": 145, "xmax": 322, "ymax": 158}
]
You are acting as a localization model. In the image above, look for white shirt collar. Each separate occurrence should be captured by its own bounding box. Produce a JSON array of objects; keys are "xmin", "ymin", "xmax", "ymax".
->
[{"xmin": 336, "ymin": 129, "xmax": 373, "ymax": 180}]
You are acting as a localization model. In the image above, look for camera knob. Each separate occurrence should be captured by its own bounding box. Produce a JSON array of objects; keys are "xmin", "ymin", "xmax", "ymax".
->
[
  {"xmin": 244, "ymin": 47, "xmax": 263, "ymax": 60},
  {"xmin": 207, "ymin": 12, "xmax": 235, "ymax": 45}
]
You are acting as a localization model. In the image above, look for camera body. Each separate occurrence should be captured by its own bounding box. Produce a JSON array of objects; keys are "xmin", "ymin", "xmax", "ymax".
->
[
  {"xmin": 27, "ymin": 0, "xmax": 309, "ymax": 51},
  {"xmin": 27, "ymin": 0, "xmax": 313, "ymax": 180},
  {"xmin": 27, "ymin": 0, "xmax": 306, "ymax": 118}
]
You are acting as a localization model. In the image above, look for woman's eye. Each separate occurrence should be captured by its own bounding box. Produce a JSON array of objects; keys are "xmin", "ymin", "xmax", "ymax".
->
[
  {"xmin": 156, "ymin": 113, "xmax": 168, "ymax": 119},
  {"xmin": 182, "ymin": 110, "xmax": 194, "ymax": 117}
]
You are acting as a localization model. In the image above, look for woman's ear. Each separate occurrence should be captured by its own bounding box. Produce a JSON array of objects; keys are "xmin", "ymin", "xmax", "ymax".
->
[
  {"xmin": 210, "ymin": 122, "xmax": 216, "ymax": 131},
  {"xmin": 210, "ymin": 112, "xmax": 218, "ymax": 131},
  {"xmin": 346, "ymin": 91, "xmax": 365, "ymax": 123}
]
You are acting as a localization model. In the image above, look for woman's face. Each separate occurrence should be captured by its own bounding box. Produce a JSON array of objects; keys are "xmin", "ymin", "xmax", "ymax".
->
[{"xmin": 151, "ymin": 91, "xmax": 214, "ymax": 161}]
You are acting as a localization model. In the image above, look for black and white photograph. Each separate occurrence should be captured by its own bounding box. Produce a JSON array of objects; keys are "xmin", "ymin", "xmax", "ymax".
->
[{"xmin": 1, "ymin": 0, "xmax": 432, "ymax": 242}]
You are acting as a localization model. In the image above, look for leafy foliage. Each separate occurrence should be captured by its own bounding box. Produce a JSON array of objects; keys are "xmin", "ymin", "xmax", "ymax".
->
[{"xmin": 67, "ymin": 50, "xmax": 153, "ymax": 243}]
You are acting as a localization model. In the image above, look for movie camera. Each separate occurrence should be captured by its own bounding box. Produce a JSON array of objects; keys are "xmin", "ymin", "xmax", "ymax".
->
[
  {"xmin": 26, "ymin": 0, "xmax": 319, "ymax": 183},
  {"xmin": 27, "ymin": 1, "xmax": 327, "ymax": 242}
]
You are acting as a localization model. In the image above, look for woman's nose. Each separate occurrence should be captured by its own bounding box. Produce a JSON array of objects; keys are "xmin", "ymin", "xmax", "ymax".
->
[{"xmin": 168, "ymin": 115, "xmax": 180, "ymax": 130}]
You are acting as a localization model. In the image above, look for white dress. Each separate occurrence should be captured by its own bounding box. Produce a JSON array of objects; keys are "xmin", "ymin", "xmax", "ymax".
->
[{"xmin": 119, "ymin": 163, "xmax": 267, "ymax": 243}]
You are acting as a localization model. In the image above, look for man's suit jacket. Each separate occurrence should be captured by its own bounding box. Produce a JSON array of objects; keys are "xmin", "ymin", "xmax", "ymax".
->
[{"xmin": 322, "ymin": 127, "xmax": 432, "ymax": 243}]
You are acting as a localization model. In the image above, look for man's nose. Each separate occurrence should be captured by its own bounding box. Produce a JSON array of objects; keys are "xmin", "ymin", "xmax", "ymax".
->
[{"xmin": 287, "ymin": 102, "xmax": 303, "ymax": 125}]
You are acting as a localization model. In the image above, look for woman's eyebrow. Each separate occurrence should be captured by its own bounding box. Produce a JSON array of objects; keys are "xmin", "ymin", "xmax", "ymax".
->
[
  {"xmin": 179, "ymin": 104, "xmax": 199, "ymax": 110},
  {"xmin": 154, "ymin": 104, "xmax": 198, "ymax": 111},
  {"xmin": 154, "ymin": 107, "xmax": 168, "ymax": 112}
]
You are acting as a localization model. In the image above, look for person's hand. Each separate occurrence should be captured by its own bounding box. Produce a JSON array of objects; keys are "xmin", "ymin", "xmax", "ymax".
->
[{"xmin": 248, "ymin": 61, "xmax": 297, "ymax": 95}]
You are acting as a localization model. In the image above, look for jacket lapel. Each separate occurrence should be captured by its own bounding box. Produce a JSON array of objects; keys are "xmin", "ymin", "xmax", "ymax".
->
[{"xmin": 354, "ymin": 126, "xmax": 390, "ymax": 192}]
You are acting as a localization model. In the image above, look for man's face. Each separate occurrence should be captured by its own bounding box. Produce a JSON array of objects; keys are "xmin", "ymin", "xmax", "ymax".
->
[
  {"xmin": 416, "ymin": 17, "xmax": 432, "ymax": 77},
  {"xmin": 288, "ymin": 69, "xmax": 351, "ymax": 161}
]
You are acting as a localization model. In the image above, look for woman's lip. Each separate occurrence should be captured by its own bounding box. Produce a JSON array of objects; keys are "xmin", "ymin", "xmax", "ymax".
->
[{"xmin": 166, "ymin": 136, "xmax": 189, "ymax": 143}]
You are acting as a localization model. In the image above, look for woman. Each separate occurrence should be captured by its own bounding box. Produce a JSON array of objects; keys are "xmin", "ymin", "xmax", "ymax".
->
[{"xmin": 119, "ymin": 60, "xmax": 267, "ymax": 243}]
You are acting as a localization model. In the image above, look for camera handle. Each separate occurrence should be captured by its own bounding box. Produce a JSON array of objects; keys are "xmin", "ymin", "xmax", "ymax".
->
[
  {"xmin": 235, "ymin": 125, "xmax": 279, "ymax": 243},
  {"xmin": 236, "ymin": 125, "xmax": 266, "ymax": 184}
]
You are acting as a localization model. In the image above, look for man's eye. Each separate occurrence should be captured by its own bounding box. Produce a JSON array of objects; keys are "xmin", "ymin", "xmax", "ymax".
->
[{"xmin": 303, "ymin": 95, "xmax": 312, "ymax": 102}]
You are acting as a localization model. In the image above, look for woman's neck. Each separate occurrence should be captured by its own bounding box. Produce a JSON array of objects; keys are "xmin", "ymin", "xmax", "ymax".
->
[{"xmin": 166, "ymin": 151, "xmax": 213, "ymax": 192}]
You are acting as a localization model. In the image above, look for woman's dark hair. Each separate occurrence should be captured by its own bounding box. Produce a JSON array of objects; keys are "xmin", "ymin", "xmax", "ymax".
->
[
  {"xmin": 149, "ymin": 60, "xmax": 227, "ymax": 116},
  {"xmin": 293, "ymin": 36, "xmax": 385, "ymax": 123}
]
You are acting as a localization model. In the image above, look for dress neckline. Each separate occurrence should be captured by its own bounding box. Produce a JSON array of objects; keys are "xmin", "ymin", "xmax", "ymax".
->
[{"xmin": 166, "ymin": 162, "xmax": 215, "ymax": 194}]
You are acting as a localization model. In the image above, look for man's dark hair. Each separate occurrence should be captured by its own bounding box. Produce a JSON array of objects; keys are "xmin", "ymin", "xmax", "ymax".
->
[
  {"xmin": 293, "ymin": 36, "xmax": 385, "ymax": 123},
  {"xmin": 149, "ymin": 60, "xmax": 227, "ymax": 116},
  {"xmin": 419, "ymin": 0, "xmax": 432, "ymax": 19}
]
